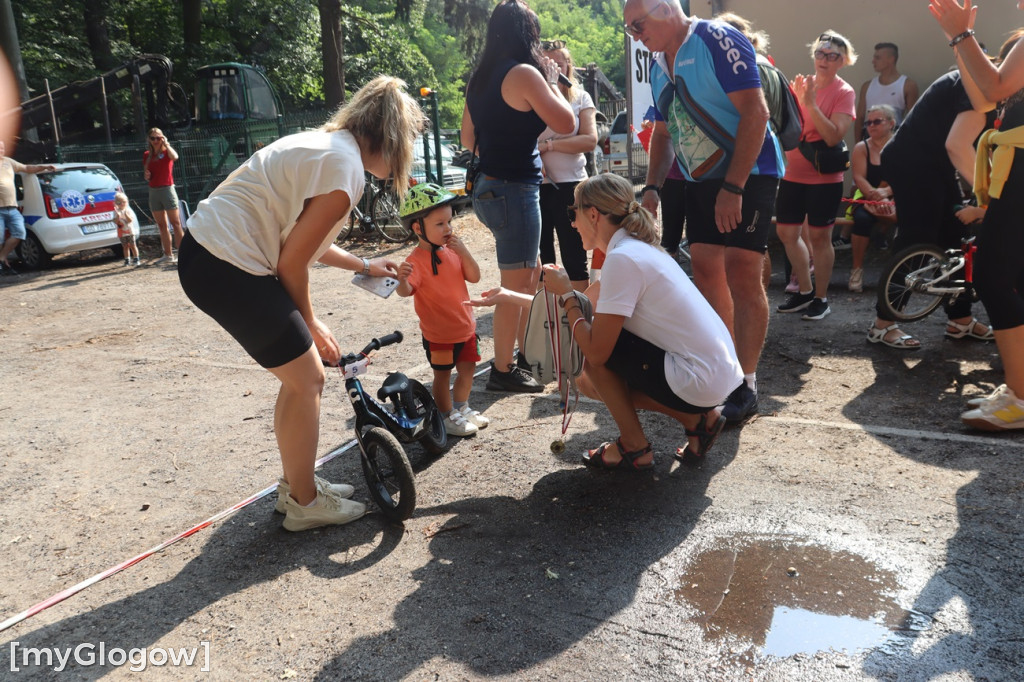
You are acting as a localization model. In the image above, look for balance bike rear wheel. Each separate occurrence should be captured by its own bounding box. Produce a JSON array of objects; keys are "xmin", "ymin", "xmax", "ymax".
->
[
  {"xmin": 408, "ymin": 379, "xmax": 448, "ymax": 456},
  {"xmin": 877, "ymin": 244, "xmax": 947, "ymax": 322}
]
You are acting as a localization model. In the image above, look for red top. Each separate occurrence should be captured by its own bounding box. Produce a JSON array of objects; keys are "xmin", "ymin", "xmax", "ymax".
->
[{"xmin": 143, "ymin": 150, "xmax": 175, "ymax": 188}]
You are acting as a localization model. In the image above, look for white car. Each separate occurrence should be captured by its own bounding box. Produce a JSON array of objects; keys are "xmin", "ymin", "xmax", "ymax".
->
[
  {"xmin": 413, "ymin": 136, "xmax": 468, "ymax": 204},
  {"xmin": 10, "ymin": 163, "xmax": 125, "ymax": 269}
]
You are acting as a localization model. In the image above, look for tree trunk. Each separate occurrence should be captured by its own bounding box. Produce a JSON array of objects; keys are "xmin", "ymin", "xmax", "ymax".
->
[
  {"xmin": 319, "ymin": 0, "xmax": 344, "ymax": 108},
  {"xmin": 82, "ymin": 0, "xmax": 117, "ymax": 71},
  {"xmin": 182, "ymin": 0, "xmax": 201, "ymax": 61}
]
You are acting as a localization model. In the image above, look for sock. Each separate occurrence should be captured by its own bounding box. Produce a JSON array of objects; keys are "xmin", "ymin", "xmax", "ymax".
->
[
  {"xmin": 454, "ymin": 400, "xmax": 468, "ymax": 412},
  {"xmin": 303, "ymin": 497, "xmax": 317, "ymax": 508},
  {"xmin": 744, "ymin": 373, "xmax": 757, "ymax": 394},
  {"xmin": 799, "ymin": 290, "xmax": 813, "ymax": 296}
]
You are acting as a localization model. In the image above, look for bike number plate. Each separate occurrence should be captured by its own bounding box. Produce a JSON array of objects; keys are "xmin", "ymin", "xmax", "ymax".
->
[{"xmin": 343, "ymin": 361, "xmax": 369, "ymax": 380}]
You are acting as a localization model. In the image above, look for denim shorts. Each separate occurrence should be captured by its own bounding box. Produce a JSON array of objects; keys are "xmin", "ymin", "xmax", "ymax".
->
[
  {"xmin": 472, "ymin": 176, "xmax": 541, "ymax": 270},
  {"xmin": 149, "ymin": 185, "xmax": 180, "ymax": 213},
  {"xmin": 0, "ymin": 206, "xmax": 26, "ymax": 240}
]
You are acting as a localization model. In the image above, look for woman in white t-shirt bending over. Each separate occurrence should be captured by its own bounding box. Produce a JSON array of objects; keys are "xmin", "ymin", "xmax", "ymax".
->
[
  {"xmin": 538, "ymin": 40, "xmax": 598, "ymax": 291},
  {"xmin": 178, "ymin": 76, "xmax": 420, "ymax": 532},
  {"xmin": 544, "ymin": 173, "xmax": 742, "ymax": 471}
]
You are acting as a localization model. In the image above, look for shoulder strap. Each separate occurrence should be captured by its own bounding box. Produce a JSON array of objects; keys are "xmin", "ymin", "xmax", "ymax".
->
[{"xmin": 672, "ymin": 77, "xmax": 737, "ymax": 155}]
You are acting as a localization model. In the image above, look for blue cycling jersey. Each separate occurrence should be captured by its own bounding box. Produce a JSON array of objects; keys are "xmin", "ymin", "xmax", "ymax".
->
[{"xmin": 650, "ymin": 18, "xmax": 784, "ymax": 182}]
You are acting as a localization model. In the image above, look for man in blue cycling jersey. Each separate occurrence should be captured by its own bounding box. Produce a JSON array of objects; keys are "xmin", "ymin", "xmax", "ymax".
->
[{"xmin": 625, "ymin": 0, "xmax": 783, "ymax": 426}]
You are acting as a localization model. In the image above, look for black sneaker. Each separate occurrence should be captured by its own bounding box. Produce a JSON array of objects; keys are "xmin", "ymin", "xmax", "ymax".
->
[
  {"xmin": 801, "ymin": 298, "xmax": 831, "ymax": 320},
  {"xmin": 516, "ymin": 351, "xmax": 531, "ymax": 372},
  {"xmin": 0, "ymin": 262, "xmax": 16, "ymax": 276},
  {"xmin": 777, "ymin": 291, "xmax": 814, "ymax": 313},
  {"xmin": 722, "ymin": 382, "xmax": 758, "ymax": 426},
  {"xmin": 831, "ymin": 236, "xmax": 851, "ymax": 251},
  {"xmin": 485, "ymin": 361, "xmax": 544, "ymax": 393}
]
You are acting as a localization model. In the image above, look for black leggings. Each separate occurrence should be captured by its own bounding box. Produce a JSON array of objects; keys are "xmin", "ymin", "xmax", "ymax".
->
[
  {"xmin": 539, "ymin": 181, "xmax": 588, "ymax": 281},
  {"xmin": 976, "ymin": 160, "xmax": 1024, "ymax": 329},
  {"xmin": 660, "ymin": 176, "xmax": 687, "ymax": 253}
]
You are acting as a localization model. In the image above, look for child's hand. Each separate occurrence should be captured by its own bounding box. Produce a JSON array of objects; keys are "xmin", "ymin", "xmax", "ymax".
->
[
  {"xmin": 447, "ymin": 234, "xmax": 468, "ymax": 255},
  {"xmin": 397, "ymin": 260, "xmax": 414, "ymax": 283}
]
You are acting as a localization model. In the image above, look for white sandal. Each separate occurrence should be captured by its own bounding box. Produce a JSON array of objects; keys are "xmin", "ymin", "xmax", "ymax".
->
[
  {"xmin": 945, "ymin": 318, "xmax": 995, "ymax": 341},
  {"xmin": 867, "ymin": 323, "xmax": 921, "ymax": 350}
]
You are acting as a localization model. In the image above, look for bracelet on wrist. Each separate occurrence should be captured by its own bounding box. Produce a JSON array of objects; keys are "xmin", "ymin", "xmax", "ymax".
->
[
  {"xmin": 721, "ymin": 181, "xmax": 745, "ymax": 196},
  {"xmin": 949, "ymin": 30, "xmax": 975, "ymax": 48},
  {"xmin": 361, "ymin": 257, "xmax": 371, "ymax": 275},
  {"xmin": 640, "ymin": 184, "xmax": 661, "ymax": 197}
]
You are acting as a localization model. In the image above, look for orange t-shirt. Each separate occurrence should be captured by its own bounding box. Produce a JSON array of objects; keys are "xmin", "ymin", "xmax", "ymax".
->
[{"xmin": 405, "ymin": 246, "xmax": 475, "ymax": 343}]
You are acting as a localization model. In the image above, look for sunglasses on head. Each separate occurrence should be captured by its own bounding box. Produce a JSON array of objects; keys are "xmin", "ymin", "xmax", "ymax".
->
[
  {"xmin": 818, "ymin": 32, "xmax": 846, "ymax": 48},
  {"xmin": 541, "ymin": 39, "xmax": 566, "ymax": 50},
  {"xmin": 814, "ymin": 49, "xmax": 843, "ymax": 63}
]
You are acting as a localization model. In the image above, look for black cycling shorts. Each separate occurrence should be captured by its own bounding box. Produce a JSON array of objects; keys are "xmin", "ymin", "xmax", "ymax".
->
[{"xmin": 178, "ymin": 231, "xmax": 313, "ymax": 369}]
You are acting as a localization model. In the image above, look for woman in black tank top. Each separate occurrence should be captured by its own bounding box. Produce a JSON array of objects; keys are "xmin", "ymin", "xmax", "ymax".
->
[
  {"xmin": 932, "ymin": 3, "xmax": 1024, "ymax": 431},
  {"xmin": 459, "ymin": 0, "xmax": 575, "ymax": 393},
  {"xmin": 848, "ymin": 104, "xmax": 897, "ymax": 292}
]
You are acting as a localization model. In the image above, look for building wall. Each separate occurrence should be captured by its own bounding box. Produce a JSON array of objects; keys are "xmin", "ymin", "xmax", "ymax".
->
[{"xmin": 716, "ymin": 0, "xmax": 1024, "ymax": 135}]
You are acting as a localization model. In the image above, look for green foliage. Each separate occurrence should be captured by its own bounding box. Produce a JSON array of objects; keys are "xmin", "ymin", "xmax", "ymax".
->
[{"xmin": 11, "ymin": 0, "xmax": 625, "ymax": 130}]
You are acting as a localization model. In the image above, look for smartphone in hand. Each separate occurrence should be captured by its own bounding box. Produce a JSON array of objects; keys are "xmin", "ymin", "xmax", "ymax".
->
[{"xmin": 351, "ymin": 273, "xmax": 399, "ymax": 299}]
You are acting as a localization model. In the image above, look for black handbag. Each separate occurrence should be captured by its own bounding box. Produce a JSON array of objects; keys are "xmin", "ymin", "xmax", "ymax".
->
[
  {"xmin": 798, "ymin": 137, "xmax": 850, "ymax": 174},
  {"xmin": 464, "ymin": 138, "xmax": 480, "ymax": 193}
]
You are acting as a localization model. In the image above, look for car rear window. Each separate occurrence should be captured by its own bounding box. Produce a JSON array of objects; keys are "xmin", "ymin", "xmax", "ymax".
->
[
  {"xmin": 39, "ymin": 167, "xmax": 121, "ymax": 196},
  {"xmin": 611, "ymin": 112, "xmax": 628, "ymax": 135}
]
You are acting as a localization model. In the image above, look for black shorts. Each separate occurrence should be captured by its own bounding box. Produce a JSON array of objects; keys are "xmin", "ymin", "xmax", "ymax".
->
[
  {"xmin": 775, "ymin": 179, "xmax": 845, "ymax": 228},
  {"xmin": 604, "ymin": 329, "xmax": 705, "ymax": 414},
  {"xmin": 177, "ymin": 231, "xmax": 313, "ymax": 369},
  {"xmin": 684, "ymin": 175, "xmax": 778, "ymax": 253}
]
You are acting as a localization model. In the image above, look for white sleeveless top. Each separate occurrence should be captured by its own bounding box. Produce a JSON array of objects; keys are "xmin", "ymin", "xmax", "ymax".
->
[{"xmin": 866, "ymin": 74, "xmax": 909, "ymax": 123}]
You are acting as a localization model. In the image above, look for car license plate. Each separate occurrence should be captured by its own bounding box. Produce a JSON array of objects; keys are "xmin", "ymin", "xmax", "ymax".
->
[{"xmin": 81, "ymin": 221, "xmax": 115, "ymax": 234}]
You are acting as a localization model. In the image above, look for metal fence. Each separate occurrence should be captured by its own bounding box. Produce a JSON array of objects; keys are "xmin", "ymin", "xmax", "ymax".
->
[{"xmin": 57, "ymin": 109, "xmax": 331, "ymax": 222}]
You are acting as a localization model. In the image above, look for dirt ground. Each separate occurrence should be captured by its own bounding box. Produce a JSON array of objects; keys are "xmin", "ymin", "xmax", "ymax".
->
[{"xmin": 1, "ymin": 215, "xmax": 1022, "ymax": 681}]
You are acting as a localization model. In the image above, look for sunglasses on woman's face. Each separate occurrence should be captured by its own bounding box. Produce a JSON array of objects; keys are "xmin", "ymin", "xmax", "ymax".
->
[{"xmin": 864, "ymin": 118, "xmax": 888, "ymax": 127}]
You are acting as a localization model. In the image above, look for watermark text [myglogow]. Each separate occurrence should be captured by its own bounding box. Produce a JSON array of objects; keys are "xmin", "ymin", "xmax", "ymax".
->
[{"xmin": 7, "ymin": 641, "xmax": 211, "ymax": 673}]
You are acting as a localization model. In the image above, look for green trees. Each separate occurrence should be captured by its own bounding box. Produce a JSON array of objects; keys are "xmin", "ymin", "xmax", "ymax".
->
[{"xmin": 10, "ymin": 0, "xmax": 625, "ymax": 129}]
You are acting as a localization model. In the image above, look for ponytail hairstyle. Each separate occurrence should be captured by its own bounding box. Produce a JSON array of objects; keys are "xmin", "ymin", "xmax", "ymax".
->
[
  {"xmin": 575, "ymin": 173, "xmax": 661, "ymax": 247},
  {"xmin": 322, "ymin": 75, "xmax": 424, "ymax": 198}
]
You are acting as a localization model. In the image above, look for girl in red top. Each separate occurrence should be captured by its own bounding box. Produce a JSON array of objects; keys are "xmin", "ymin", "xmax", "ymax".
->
[{"xmin": 143, "ymin": 127, "xmax": 183, "ymax": 263}]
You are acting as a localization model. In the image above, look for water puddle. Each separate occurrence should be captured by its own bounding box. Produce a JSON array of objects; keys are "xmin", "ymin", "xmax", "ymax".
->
[{"xmin": 674, "ymin": 538, "xmax": 927, "ymax": 661}]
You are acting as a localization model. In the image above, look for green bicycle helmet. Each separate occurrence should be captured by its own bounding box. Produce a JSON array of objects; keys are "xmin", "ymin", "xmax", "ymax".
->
[
  {"xmin": 399, "ymin": 182, "xmax": 458, "ymax": 226},
  {"xmin": 399, "ymin": 182, "xmax": 459, "ymax": 275}
]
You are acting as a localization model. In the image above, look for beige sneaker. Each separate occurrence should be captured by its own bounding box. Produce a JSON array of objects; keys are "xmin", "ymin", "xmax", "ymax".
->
[
  {"xmin": 281, "ymin": 488, "xmax": 366, "ymax": 531},
  {"xmin": 274, "ymin": 475, "xmax": 355, "ymax": 514},
  {"xmin": 458, "ymin": 405, "xmax": 490, "ymax": 429}
]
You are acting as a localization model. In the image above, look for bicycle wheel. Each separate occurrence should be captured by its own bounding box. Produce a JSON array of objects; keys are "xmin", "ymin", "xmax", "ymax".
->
[
  {"xmin": 877, "ymin": 244, "xmax": 947, "ymax": 322},
  {"xmin": 359, "ymin": 426, "xmax": 416, "ymax": 521},
  {"xmin": 335, "ymin": 210, "xmax": 356, "ymax": 244},
  {"xmin": 408, "ymin": 379, "xmax": 448, "ymax": 456},
  {"xmin": 371, "ymin": 188, "xmax": 414, "ymax": 242}
]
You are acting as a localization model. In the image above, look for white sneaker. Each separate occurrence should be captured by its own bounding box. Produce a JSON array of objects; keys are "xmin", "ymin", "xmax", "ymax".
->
[
  {"xmin": 966, "ymin": 384, "xmax": 1009, "ymax": 407},
  {"xmin": 444, "ymin": 409, "xmax": 478, "ymax": 437},
  {"xmin": 281, "ymin": 488, "xmax": 366, "ymax": 531},
  {"xmin": 458, "ymin": 405, "xmax": 490, "ymax": 429},
  {"xmin": 961, "ymin": 385, "xmax": 1024, "ymax": 431},
  {"xmin": 154, "ymin": 255, "xmax": 171, "ymax": 264},
  {"xmin": 274, "ymin": 475, "xmax": 355, "ymax": 514}
]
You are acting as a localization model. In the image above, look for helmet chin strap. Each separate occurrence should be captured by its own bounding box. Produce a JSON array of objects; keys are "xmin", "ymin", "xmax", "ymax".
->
[{"xmin": 417, "ymin": 219, "xmax": 444, "ymax": 275}]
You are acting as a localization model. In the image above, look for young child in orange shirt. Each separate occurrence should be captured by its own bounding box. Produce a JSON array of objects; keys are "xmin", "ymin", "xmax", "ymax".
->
[{"xmin": 396, "ymin": 183, "xmax": 486, "ymax": 437}]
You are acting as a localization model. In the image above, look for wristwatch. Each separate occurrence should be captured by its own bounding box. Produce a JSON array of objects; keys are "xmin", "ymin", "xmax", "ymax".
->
[
  {"xmin": 361, "ymin": 257, "xmax": 371, "ymax": 276},
  {"xmin": 560, "ymin": 291, "xmax": 576, "ymax": 304}
]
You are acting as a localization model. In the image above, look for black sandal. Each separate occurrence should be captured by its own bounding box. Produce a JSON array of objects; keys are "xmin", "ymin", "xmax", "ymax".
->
[
  {"xmin": 674, "ymin": 410, "xmax": 724, "ymax": 467},
  {"xmin": 583, "ymin": 437, "xmax": 654, "ymax": 471}
]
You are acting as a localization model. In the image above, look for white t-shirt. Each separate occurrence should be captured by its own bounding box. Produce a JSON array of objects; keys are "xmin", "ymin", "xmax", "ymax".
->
[
  {"xmin": 187, "ymin": 129, "xmax": 365, "ymax": 276},
  {"xmin": 539, "ymin": 89, "xmax": 595, "ymax": 184},
  {"xmin": 597, "ymin": 229, "xmax": 742, "ymax": 407},
  {"xmin": 866, "ymin": 74, "xmax": 909, "ymax": 123}
]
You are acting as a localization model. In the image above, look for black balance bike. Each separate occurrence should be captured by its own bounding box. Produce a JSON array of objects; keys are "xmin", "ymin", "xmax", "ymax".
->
[{"xmin": 331, "ymin": 331, "xmax": 447, "ymax": 521}]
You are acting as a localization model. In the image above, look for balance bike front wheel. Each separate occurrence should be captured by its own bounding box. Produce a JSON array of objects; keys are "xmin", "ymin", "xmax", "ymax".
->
[{"xmin": 359, "ymin": 427, "xmax": 416, "ymax": 521}]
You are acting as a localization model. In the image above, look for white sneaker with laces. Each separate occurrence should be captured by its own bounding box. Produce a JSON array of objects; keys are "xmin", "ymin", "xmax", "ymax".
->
[
  {"xmin": 961, "ymin": 385, "xmax": 1024, "ymax": 431},
  {"xmin": 966, "ymin": 384, "xmax": 1009, "ymax": 407},
  {"xmin": 444, "ymin": 409, "xmax": 479, "ymax": 437},
  {"xmin": 275, "ymin": 475, "xmax": 355, "ymax": 514},
  {"xmin": 458, "ymin": 405, "xmax": 490, "ymax": 429},
  {"xmin": 281, "ymin": 487, "xmax": 366, "ymax": 531}
]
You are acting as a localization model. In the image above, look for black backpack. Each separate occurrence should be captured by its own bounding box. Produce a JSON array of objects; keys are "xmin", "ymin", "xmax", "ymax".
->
[{"xmin": 757, "ymin": 57, "xmax": 803, "ymax": 151}]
